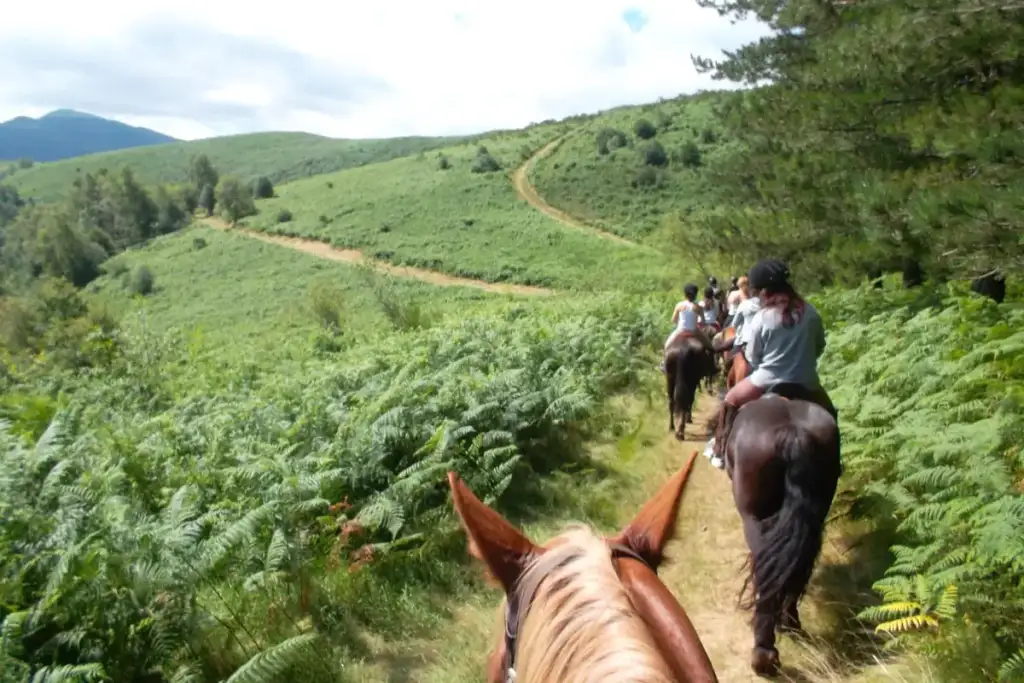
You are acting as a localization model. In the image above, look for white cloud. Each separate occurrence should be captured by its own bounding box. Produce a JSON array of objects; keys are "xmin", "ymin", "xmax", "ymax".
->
[{"xmin": 0, "ymin": 0, "xmax": 771, "ymax": 140}]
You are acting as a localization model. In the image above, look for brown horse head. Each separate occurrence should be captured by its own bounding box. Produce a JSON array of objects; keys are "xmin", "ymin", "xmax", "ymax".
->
[{"xmin": 448, "ymin": 451, "xmax": 718, "ymax": 683}]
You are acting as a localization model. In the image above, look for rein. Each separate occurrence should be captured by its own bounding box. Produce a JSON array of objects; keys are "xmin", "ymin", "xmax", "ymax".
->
[{"xmin": 501, "ymin": 542, "xmax": 654, "ymax": 683}]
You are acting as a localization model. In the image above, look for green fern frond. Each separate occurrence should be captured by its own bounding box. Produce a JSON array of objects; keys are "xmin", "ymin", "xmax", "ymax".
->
[
  {"xmin": 29, "ymin": 662, "xmax": 106, "ymax": 682},
  {"xmin": 999, "ymin": 649, "xmax": 1024, "ymax": 682},
  {"xmin": 225, "ymin": 632, "xmax": 319, "ymax": 683}
]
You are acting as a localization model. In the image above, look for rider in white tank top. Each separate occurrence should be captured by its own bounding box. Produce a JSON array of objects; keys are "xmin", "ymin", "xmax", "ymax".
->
[{"xmin": 677, "ymin": 300, "xmax": 699, "ymax": 332}]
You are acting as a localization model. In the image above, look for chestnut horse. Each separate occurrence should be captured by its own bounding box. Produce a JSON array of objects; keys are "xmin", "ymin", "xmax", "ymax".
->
[
  {"xmin": 721, "ymin": 387, "xmax": 841, "ymax": 676},
  {"xmin": 664, "ymin": 335, "xmax": 717, "ymax": 440},
  {"xmin": 448, "ymin": 451, "xmax": 719, "ymax": 683},
  {"xmin": 710, "ymin": 326, "xmax": 750, "ymax": 392}
]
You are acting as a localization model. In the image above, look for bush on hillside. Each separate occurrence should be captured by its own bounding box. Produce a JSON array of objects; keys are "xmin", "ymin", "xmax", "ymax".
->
[
  {"xmin": 632, "ymin": 166, "xmax": 665, "ymax": 189},
  {"xmin": 277, "ymin": 208, "xmax": 293, "ymax": 223},
  {"xmin": 633, "ymin": 119, "xmax": 657, "ymax": 140},
  {"xmin": 252, "ymin": 175, "xmax": 275, "ymax": 199},
  {"xmin": 130, "ymin": 265, "xmax": 154, "ymax": 296},
  {"xmin": 640, "ymin": 141, "xmax": 668, "ymax": 167},
  {"xmin": 471, "ymin": 149, "xmax": 502, "ymax": 174},
  {"xmin": 192, "ymin": 237, "xmax": 207, "ymax": 250},
  {"xmin": 308, "ymin": 281, "xmax": 344, "ymax": 333},
  {"xmin": 216, "ymin": 176, "xmax": 256, "ymax": 225},
  {"xmin": 679, "ymin": 141, "xmax": 702, "ymax": 169},
  {"xmin": 198, "ymin": 183, "xmax": 215, "ymax": 217},
  {"xmin": 437, "ymin": 154, "xmax": 451, "ymax": 170},
  {"xmin": 701, "ymin": 128, "xmax": 717, "ymax": 144},
  {"xmin": 595, "ymin": 128, "xmax": 628, "ymax": 155}
]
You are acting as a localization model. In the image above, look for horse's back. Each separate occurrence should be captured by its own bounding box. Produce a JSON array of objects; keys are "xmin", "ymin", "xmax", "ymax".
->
[
  {"xmin": 729, "ymin": 397, "xmax": 840, "ymax": 513},
  {"xmin": 736, "ymin": 396, "xmax": 838, "ymax": 449}
]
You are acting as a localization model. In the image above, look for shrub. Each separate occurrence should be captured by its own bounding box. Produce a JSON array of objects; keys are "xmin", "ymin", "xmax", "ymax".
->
[
  {"xmin": 216, "ymin": 177, "xmax": 256, "ymax": 225},
  {"xmin": 679, "ymin": 141, "xmax": 702, "ymax": 168},
  {"xmin": 192, "ymin": 237, "xmax": 207, "ymax": 250},
  {"xmin": 277, "ymin": 209, "xmax": 294, "ymax": 223},
  {"xmin": 634, "ymin": 119, "xmax": 657, "ymax": 140},
  {"xmin": 641, "ymin": 141, "xmax": 668, "ymax": 167},
  {"xmin": 471, "ymin": 150, "xmax": 502, "ymax": 174},
  {"xmin": 595, "ymin": 128, "xmax": 628, "ymax": 155},
  {"xmin": 130, "ymin": 265, "xmax": 154, "ymax": 296},
  {"xmin": 701, "ymin": 128, "xmax": 718, "ymax": 144},
  {"xmin": 632, "ymin": 166, "xmax": 662, "ymax": 189},
  {"xmin": 309, "ymin": 281, "xmax": 344, "ymax": 332},
  {"xmin": 252, "ymin": 176, "xmax": 274, "ymax": 199},
  {"xmin": 198, "ymin": 184, "xmax": 215, "ymax": 216},
  {"xmin": 437, "ymin": 155, "xmax": 451, "ymax": 170}
]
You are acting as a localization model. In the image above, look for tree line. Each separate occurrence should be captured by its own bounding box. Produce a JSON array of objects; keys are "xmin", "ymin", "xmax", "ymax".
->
[
  {"xmin": 0, "ymin": 154, "xmax": 269, "ymax": 296},
  {"xmin": 679, "ymin": 0, "xmax": 1022, "ymax": 292}
]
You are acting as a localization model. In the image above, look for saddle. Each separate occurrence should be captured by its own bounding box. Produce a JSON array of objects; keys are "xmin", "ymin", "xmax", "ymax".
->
[{"xmin": 761, "ymin": 382, "xmax": 838, "ymax": 421}]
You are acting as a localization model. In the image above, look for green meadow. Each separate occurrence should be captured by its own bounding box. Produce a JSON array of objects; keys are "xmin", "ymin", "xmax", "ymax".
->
[{"xmin": 9, "ymin": 131, "xmax": 467, "ymax": 203}]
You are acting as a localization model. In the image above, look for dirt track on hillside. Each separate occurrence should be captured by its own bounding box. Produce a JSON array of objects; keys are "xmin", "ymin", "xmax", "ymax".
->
[
  {"xmin": 201, "ymin": 217, "xmax": 554, "ymax": 297},
  {"xmin": 512, "ymin": 136, "xmax": 637, "ymax": 247}
]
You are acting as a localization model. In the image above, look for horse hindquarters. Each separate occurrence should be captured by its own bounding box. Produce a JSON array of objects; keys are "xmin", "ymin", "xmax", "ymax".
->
[{"xmin": 747, "ymin": 415, "xmax": 840, "ymax": 674}]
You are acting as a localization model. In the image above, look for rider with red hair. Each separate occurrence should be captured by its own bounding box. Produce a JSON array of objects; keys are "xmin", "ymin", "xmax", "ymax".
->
[{"xmin": 704, "ymin": 259, "xmax": 837, "ymax": 468}]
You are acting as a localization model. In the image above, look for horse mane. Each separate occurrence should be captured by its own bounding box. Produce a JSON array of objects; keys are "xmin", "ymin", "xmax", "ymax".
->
[{"xmin": 509, "ymin": 525, "xmax": 675, "ymax": 683}]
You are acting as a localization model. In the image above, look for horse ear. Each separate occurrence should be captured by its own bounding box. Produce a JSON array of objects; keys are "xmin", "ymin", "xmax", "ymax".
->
[
  {"xmin": 448, "ymin": 472, "xmax": 539, "ymax": 594},
  {"xmin": 609, "ymin": 450, "xmax": 698, "ymax": 571}
]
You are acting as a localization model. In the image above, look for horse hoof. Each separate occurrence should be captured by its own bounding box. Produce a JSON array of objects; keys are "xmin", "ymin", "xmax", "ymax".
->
[
  {"xmin": 751, "ymin": 647, "xmax": 781, "ymax": 677},
  {"xmin": 674, "ymin": 431, "xmax": 686, "ymax": 442}
]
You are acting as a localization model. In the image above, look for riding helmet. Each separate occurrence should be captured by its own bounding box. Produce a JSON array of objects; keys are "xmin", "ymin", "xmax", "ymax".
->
[{"xmin": 748, "ymin": 259, "xmax": 790, "ymax": 291}]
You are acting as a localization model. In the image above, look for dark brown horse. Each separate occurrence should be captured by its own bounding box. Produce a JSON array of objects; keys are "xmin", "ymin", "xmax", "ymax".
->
[
  {"xmin": 664, "ymin": 335, "xmax": 717, "ymax": 440},
  {"xmin": 722, "ymin": 387, "xmax": 841, "ymax": 676}
]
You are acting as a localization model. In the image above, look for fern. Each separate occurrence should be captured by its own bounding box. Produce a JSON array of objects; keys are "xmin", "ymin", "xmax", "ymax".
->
[
  {"xmin": 822, "ymin": 285, "xmax": 1024, "ymax": 672},
  {"xmin": 224, "ymin": 633, "xmax": 319, "ymax": 683}
]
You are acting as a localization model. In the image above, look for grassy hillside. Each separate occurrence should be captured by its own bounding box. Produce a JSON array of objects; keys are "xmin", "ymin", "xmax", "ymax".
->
[
  {"xmin": 87, "ymin": 227, "xmax": 503, "ymax": 358},
  {"xmin": 1, "ymin": 4, "xmax": 1021, "ymax": 673},
  {"xmin": 241, "ymin": 124, "xmax": 675, "ymax": 292},
  {"xmin": 0, "ymin": 109, "xmax": 177, "ymax": 164},
  {"xmin": 8, "ymin": 131, "xmax": 469, "ymax": 202},
  {"xmin": 528, "ymin": 93, "xmax": 736, "ymax": 243}
]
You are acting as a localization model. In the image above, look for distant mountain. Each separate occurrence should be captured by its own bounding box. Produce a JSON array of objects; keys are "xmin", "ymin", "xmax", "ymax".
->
[{"xmin": 0, "ymin": 109, "xmax": 178, "ymax": 163}]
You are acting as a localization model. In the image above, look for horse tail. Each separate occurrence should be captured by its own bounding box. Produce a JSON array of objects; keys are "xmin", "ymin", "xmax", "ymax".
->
[{"xmin": 746, "ymin": 422, "xmax": 836, "ymax": 617}]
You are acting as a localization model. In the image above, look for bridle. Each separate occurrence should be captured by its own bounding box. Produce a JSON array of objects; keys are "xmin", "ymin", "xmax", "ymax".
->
[{"xmin": 500, "ymin": 542, "xmax": 655, "ymax": 683}]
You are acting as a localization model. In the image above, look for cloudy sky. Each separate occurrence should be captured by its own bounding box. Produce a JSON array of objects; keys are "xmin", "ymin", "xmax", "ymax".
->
[{"xmin": 0, "ymin": 0, "xmax": 770, "ymax": 141}]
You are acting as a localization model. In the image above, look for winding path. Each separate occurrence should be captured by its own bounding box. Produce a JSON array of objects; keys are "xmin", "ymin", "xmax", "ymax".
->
[
  {"xmin": 201, "ymin": 217, "xmax": 554, "ymax": 297},
  {"xmin": 512, "ymin": 136, "xmax": 637, "ymax": 247},
  {"xmin": 198, "ymin": 134, "xmax": 634, "ymax": 296}
]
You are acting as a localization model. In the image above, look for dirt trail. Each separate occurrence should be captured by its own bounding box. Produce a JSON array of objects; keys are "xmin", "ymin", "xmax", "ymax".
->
[
  {"xmin": 349, "ymin": 393, "xmax": 915, "ymax": 683},
  {"xmin": 200, "ymin": 217, "xmax": 554, "ymax": 297},
  {"xmin": 630, "ymin": 397, "xmax": 912, "ymax": 683},
  {"xmin": 512, "ymin": 136, "xmax": 637, "ymax": 247}
]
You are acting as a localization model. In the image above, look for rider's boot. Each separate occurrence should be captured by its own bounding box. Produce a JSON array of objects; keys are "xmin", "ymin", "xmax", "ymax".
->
[{"xmin": 704, "ymin": 401, "xmax": 738, "ymax": 469}]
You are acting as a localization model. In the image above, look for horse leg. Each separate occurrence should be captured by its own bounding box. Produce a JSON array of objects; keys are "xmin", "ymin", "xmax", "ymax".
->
[
  {"xmin": 666, "ymin": 363, "xmax": 676, "ymax": 433},
  {"xmin": 740, "ymin": 514, "xmax": 782, "ymax": 677},
  {"xmin": 780, "ymin": 600, "xmax": 804, "ymax": 635}
]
